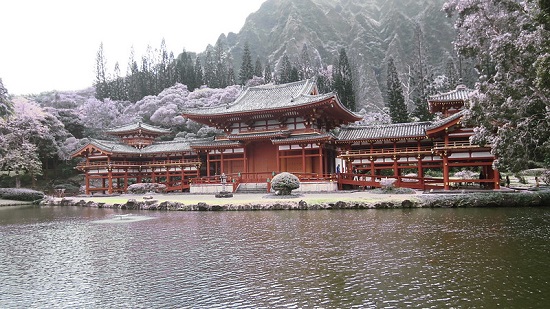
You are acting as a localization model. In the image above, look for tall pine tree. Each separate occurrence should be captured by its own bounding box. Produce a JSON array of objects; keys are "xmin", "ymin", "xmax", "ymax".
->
[
  {"xmin": 332, "ymin": 48, "xmax": 356, "ymax": 111},
  {"xmin": 94, "ymin": 42, "xmax": 110, "ymax": 100},
  {"xmin": 386, "ymin": 57, "xmax": 409, "ymax": 123},
  {"xmin": 239, "ymin": 42, "xmax": 254, "ymax": 85}
]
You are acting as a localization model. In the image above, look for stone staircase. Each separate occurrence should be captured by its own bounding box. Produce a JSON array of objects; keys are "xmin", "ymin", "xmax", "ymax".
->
[{"xmin": 235, "ymin": 182, "xmax": 269, "ymax": 194}]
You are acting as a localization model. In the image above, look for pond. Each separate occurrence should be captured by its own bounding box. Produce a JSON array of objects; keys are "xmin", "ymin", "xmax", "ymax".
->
[{"xmin": 1, "ymin": 205, "xmax": 549, "ymax": 308}]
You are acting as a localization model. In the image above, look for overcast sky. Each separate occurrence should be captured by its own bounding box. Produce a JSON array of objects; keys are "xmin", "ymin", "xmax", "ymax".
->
[{"xmin": 1, "ymin": 0, "xmax": 265, "ymax": 95}]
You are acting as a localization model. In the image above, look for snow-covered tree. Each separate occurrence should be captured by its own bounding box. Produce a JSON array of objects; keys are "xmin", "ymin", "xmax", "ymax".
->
[
  {"xmin": 333, "ymin": 48, "xmax": 356, "ymax": 111},
  {"xmin": 239, "ymin": 42, "xmax": 254, "ymax": 85},
  {"xmin": 445, "ymin": 0, "xmax": 550, "ymax": 171},
  {"xmin": 386, "ymin": 57, "xmax": 409, "ymax": 123},
  {"xmin": 0, "ymin": 78, "xmax": 13, "ymax": 118}
]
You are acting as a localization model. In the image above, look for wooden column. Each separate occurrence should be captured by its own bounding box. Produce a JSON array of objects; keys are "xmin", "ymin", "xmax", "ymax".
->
[
  {"xmin": 417, "ymin": 156, "xmax": 424, "ymax": 189},
  {"xmin": 300, "ymin": 145, "xmax": 306, "ymax": 173},
  {"xmin": 220, "ymin": 149, "xmax": 225, "ymax": 174},
  {"xmin": 207, "ymin": 151, "xmax": 211, "ymax": 177},
  {"xmin": 493, "ymin": 167, "xmax": 501, "ymax": 189},
  {"xmin": 318, "ymin": 143, "xmax": 323, "ymax": 175},
  {"xmin": 393, "ymin": 155, "xmax": 399, "ymax": 185},
  {"xmin": 443, "ymin": 152, "xmax": 450, "ymax": 190},
  {"xmin": 124, "ymin": 169, "xmax": 128, "ymax": 192},
  {"xmin": 85, "ymin": 173, "xmax": 90, "ymax": 195},
  {"xmin": 276, "ymin": 145, "xmax": 280, "ymax": 173},
  {"xmin": 107, "ymin": 157, "xmax": 113, "ymax": 194}
]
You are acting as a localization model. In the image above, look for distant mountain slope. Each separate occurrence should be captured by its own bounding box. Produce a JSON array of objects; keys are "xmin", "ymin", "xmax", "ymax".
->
[{"xmin": 217, "ymin": 0, "xmax": 456, "ymax": 110}]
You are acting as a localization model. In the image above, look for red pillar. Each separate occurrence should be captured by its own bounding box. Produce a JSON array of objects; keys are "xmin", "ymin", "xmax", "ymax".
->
[{"xmin": 443, "ymin": 153, "xmax": 450, "ymax": 190}]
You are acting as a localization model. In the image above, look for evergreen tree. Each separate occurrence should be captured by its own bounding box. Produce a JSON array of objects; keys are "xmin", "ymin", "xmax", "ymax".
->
[
  {"xmin": 94, "ymin": 42, "xmax": 110, "ymax": 100},
  {"xmin": 126, "ymin": 48, "xmax": 141, "ymax": 102},
  {"xmin": 409, "ymin": 24, "xmax": 432, "ymax": 121},
  {"xmin": 386, "ymin": 57, "xmax": 409, "ymax": 123},
  {"xmin": 226, "ymin": 53, "xmax": 236, "ymax": 86},
  {"xmin": 254, "ymin": 57, "xmax": 263, "ymax": 78},
  {"xmin": 299, "ymin": 43, "xmax": 314, "ymax": 79},
  {"xmin": 279, "ymin": 54, "xmax": 293, "ymax": 84},
  {"xmin": 333, "ymin": 48, "xmax": 356, "ymax": 111},
  {"xmin": 194, "ymin": 56, "xmax": 204, "ymax": 87},
  {"xmin": 264, "ymin": 62, "xmax": 272, "ymax": 83},
  {"xmin": 0, "ymin": 78, "xmax": 13, "ymax": 118},
  {"xmin": 239, "ymin": 42, "xmax": 254, "ymax": 85},
  {"xmin": 204, "ymin": 49, "xmax": 216, "ymax": 87}
]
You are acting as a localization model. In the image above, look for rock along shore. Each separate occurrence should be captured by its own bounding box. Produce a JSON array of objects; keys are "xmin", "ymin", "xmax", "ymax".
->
[{"xmin": 41, "ymin": 190, "xmax": 550, "ymax": 211}]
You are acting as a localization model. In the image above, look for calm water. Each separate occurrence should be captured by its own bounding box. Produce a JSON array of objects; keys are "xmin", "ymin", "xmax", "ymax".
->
[{"xmin": 1, "ymin": 206, "xmax": 549, "ymax": 308}]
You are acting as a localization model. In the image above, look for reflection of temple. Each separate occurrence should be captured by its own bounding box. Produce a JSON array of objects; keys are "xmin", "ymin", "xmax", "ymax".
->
[{"xmin": 72, "ymin": 81, "xmax": 499, "ymax": 194}]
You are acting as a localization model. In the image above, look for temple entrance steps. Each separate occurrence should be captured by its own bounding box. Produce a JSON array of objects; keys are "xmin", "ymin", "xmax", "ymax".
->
[{"xmin": 235, "ymin": 182, "xmax": 269, "ymax": 194}]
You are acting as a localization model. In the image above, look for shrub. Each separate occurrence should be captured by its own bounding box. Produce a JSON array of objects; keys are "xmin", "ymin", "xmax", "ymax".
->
[
  {"xmin": 380, "ymin": 178, "xmax": 396, "ymax": 192},
  {"xmin": 271, "ymin": 172, "xmax": 300, "ymax": 195},
  {"xmin": 0, "ymin": 188, "xmax": 45, "ymax": 201},
  {"xmin": 127, "ymin": 183, "xmax": 167, "ymax": 194},
  {"xmin": 454, "ymin": 170, "xmax": 477, "ymax": 179}
]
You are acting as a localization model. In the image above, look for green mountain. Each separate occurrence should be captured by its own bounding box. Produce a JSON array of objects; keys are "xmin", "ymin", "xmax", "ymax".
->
[{"xmin": 215, "ymin": 0, "xmax": 457, "ymax": 110}]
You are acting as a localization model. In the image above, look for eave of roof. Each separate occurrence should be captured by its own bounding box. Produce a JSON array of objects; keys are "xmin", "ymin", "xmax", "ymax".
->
[
  {"xmin": 106, "ymin": 122, "xmax": 171, "ymax": 135},
  {"xmin": 336, "ymin": 122, "xmax": 431, "ymax": 143},
  {"xmin": 428, "ymin": 85, "xmax": 472, "ymax": 103},
  {"xmin": 271, "ymin": 133, "xmax": 335, "ymax": 145}
]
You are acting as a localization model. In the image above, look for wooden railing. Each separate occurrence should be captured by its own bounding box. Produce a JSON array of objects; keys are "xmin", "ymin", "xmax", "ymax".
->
[
  {"xmin": 433, "ymin": 141, "xmax": 490, "ymax": 150},
  {"xmin": 339, "ymin": 146, "xmax": 433, "ymax": 158},
  {"xmin": 77, "ymin": 159, "xmax": 201, "ymax": 170}
]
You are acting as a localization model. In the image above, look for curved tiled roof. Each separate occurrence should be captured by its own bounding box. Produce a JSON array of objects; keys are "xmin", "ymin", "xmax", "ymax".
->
[
  {"xmin": 226, "ymin": 130, "xmax": 290, "ymax": 141},
  {"xmin": 426, "ymin": 110, "xmax": 467, "ymax": 130},
  {"xmin": 271, "ymin": 133, "xmax": 335, "ymax": 145},
  {"xmin": 336, "ymin": 122, "xmax": 431, "ymax": 142},
  {"xmin": 89, "ymin": 139, "xmax": 140, "ymax": 154},
  {"xmin": 141, "ymin": 140, "xmax": 193, "ymax": 154},
  {"xmin": 106, "ymin": 122, "xmax": 171, "ymax": 135},
  {"xmin": 182, "ymin": 80, "xmax": 322, "ymax": 116},
  {"xmin": 428, "ymin": 85, "xmax": 472, "ymax": 102}
]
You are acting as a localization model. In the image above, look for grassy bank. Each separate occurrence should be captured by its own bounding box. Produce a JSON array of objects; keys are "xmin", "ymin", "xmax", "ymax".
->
[{"xmin": 41, "ymin": 189, "xmax": 550, "ymax": 210}]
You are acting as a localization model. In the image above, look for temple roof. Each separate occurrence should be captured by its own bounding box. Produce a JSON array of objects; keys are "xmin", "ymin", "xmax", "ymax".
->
[
  {"xmin": 271, "ymin": 133, "xmax": 335, "ymax": 145},
  {"xmin": 105, "ymin": 122, "xmax": 171, "ymax": 135},
  {"xmin": 73, "ymin": 138, "xmax": 193, "ymax": 157},
  {"xmin": 428, "ymin": 85, "xmax": 472, "ymax": 103},
  {"xmin": 336, "ymin": 122, "xmax": 430, "ymax": 142},
  {"xmin": 182, "ymin": 80, "xmax": 361, "ymax": 126},
  {"xmin": 426, "ymin": 110, "xmax": 466, "ymax": 130},
  {"xmin": 336, "ymin": 110, "xmax": 468, "ymax": 143},
  {"xmin": 183, "ymin": 80, "xmax": 318, "ymax": 117}
]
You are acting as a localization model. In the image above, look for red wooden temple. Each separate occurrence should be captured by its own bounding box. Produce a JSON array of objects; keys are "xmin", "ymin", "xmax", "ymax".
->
[{"xmin": 72, "ymin": 81, "xmax": 499, "ymax": 194}]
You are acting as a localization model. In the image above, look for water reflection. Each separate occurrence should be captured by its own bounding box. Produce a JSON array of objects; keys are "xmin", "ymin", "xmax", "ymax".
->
[{"xmin": 1, "ymin": 207, "xmax": 549, "ymax": 308}]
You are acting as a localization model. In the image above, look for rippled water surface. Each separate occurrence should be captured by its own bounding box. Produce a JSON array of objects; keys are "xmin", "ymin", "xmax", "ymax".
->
[{"xmin": 1, "ymin": 206, "xmax": 550, "ymax": 308}]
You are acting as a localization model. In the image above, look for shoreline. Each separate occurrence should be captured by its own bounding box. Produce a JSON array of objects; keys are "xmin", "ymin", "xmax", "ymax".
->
[{"xmin": 40, "ymin": 189, "xmax": 550, "ymax": 210}]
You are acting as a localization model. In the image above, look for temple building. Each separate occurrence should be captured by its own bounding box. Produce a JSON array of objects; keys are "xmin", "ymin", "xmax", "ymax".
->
[
  {"xmin": 336, "ymin": 84, "xmax": 499, "ymax": 190},
  {"xmin": 72, "ymin": 80, "xmax": 499, "ymax": 194}
]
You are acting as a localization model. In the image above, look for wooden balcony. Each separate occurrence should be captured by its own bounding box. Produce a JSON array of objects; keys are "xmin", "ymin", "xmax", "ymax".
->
[{"xmin": 77, "ymin": 159, "xmax": 202, "ymax": 171}]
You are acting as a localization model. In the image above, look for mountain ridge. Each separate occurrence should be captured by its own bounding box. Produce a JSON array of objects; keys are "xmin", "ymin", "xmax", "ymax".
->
[{"xmin": 214, "ymin": 0, "xmax": 456, "ymax": 110}]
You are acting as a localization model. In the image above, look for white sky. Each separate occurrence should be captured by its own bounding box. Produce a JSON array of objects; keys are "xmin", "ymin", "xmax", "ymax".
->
[{"xmin": 1, "ymin": 0, "xmax": 265, "ymax": 95}]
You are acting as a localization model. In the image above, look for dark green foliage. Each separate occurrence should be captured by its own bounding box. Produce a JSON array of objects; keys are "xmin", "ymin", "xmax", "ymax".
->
[
  {"xmin": 264, "ymin": 62, "xmax": 272, "ymax": 83},
  {"xmin": 386, "ymin": 57, "xmax": 409, "ymax": 123},
  {"xmin": 254, "ymin": 58, "xmax": 263, "ymax": 78},
  {"xmin": 0, "ymin": 78, "xmax": 13, "ymax": 118},
  {"xmin": 332, "ymin": 48, "xmax": 355, "ymax": 111},
  {"xmin": 239, "ymin": 42, "xmax": 254, "ymax": 85},
  {"xmin": 0, "ymin": 188, "xmax": 45, "ymax": 201}
]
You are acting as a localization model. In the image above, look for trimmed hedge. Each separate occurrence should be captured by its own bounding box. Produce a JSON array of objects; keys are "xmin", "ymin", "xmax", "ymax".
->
[
  {"xmin": 271, "ymin": 172, "xmax": 300, "ymax": 195},
  {"xmin": 127, "ymin": 183, "xmax": 167, "ymax": 194},
  {"xmin": 0, "ymin": 188, "xmax": 45, "ymax": 201}
]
